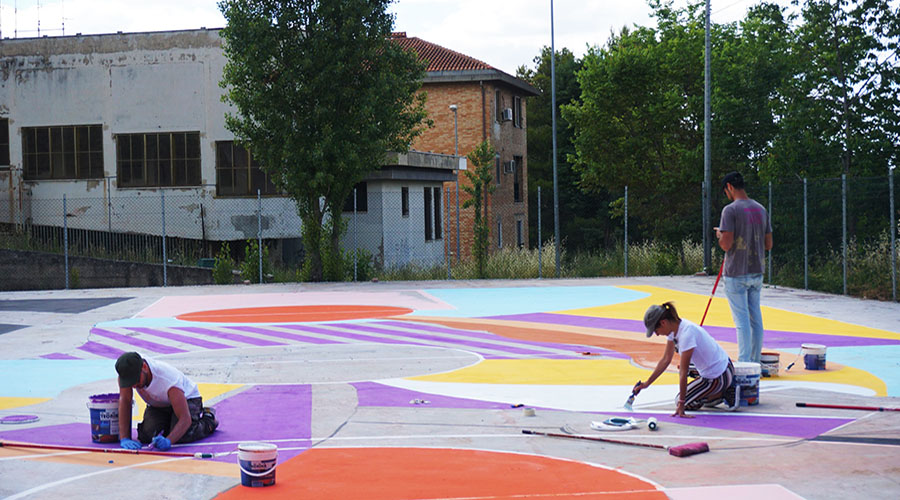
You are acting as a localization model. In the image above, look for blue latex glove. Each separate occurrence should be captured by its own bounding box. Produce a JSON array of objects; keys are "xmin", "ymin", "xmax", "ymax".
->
[
  {"xmin": 151, "ymin": 435, "xmax": 172, "ymax": 451},
  {"xmin": 120, "ymin": 438, "xmax": 141, "ymax": 450}
]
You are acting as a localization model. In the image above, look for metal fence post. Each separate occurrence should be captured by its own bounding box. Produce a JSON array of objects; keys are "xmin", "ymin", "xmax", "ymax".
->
[
  {"xmin": 624, "ymin": 185, "xmax": 629, "ymax": 278},
  {"xmin": 446, "ymin": 187, "xmax": 451, "ymax": 280},
  {"xmin": 803, "ymin": 178, "xmax": 808, "ymax": 290},
  {"xmin": 258, "ymin": 189, "xmax": 263, "ymax": 284},
  {"xmin": 842, "ymin": 174, "xmax": 847, "ymax": 295},
  {"xmin": 538, "ymin": 186, "xmax": 542, "ymax": 279},
  {"xmin": 890, "ymin": 167, "xmax": 896, "ymax": 302},
  {"xmin": 353, "ymin": 187, "xmax": 357, "ymax": 282},
  {"xmin": 161, "ymin": 190, "xmax": 167, "ymax": 287},
  {"xmin": 768, "ymin": 181, "xmax": 772, "ymax": 284},
  {"xmin": 63, "ymin": 194, "xmax": 69, "ymax": 290}
]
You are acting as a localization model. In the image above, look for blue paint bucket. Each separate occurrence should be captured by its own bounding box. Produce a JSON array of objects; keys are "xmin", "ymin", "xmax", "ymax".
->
[
  {"xmin": 802, "ymin": 344, "xmax": 826, "ymax": 370},
  {"xmin": 238, "ymin": 442, "xmax": 277, "ymax": 487},
  {"xmin": 734, "ymin": 362, "xmax": 760, "ymax": 406},
  {"xmin": 87, "ymin": 393, "xmax": 120, "ymax": 443}
]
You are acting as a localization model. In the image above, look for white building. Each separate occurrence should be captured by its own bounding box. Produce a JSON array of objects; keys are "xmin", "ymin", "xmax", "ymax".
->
[{"xmin": 0, "ymin": 29, "xmax": 454, "ymax": 269}]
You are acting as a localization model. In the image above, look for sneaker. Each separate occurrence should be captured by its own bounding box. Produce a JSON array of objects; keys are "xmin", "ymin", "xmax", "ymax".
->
[{"xmin": 723, "ymin": 383, "xmax": 737, "ymax": 409}]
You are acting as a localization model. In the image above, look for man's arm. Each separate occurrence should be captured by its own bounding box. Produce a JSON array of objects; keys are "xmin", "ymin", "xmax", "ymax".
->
[
  {"xmin": 118, "ymin": 387, "xmax": 133, "ymax": 440},
  {"xmin": 765, "ymin": 232, "xmax": 773, "ymax": 251},
  {"xmin": 164, "ymin": 387, "xmax": 192, "ymax": 444},
  {"xmin": 716, "ymin": 227, "xmax": 733, "ymax": 252}
]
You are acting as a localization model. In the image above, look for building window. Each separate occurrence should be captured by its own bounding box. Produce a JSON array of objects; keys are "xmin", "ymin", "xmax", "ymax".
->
[
  {"xmin": 497, "ymin": 220, "xmax": 503, "ymax": 248},
  {"xmin": 495, "ymin": 156, "xmax": 501, "ymax": 186},
  {"xmin": 513, "ymin": 96, "xmax": 522, "ymax": 128},
  {"xmin": 513, "ymin": 155, "xmax": 523, "ymax": 203},
  {"xmin": 433, "ymin": 187, "xmax": 442, "ymax": 240},
  {"xmin": 516, "ymin": 219, "xmax": 524, "ymax": 248},
  {"xmin": 23, "ymin": 125, "xmax": 103, "ymax": 180},
  {"xmin": 343, "ymin": 182, "xmax": 368, "ymax": 212},
  {"xmin": 0, "ymin": 119, "xmax": 9, "ymax": 167},
  {"xmin": 116, "ymin": 131, "xmax": 200, "ymax": 188},
  {"xmin": 424, "ymin": 187, "xmax": 433, "ymax": 241},
  {"xmin": 215, "ymin": 141, "xmax": 278, "ymax": 197},
  {"xmin": 495, "ymin": 89, "xmax": 502, "ymax": 123},
  {"xmin": 401, "ymin": 186, "xmax": 409, "ymax": 217}
]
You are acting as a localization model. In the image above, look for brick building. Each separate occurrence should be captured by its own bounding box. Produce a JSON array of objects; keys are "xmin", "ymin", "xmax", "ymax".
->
[{"xmin": 391, "ymin": 33, "xmax": 539, "ymax": 259}]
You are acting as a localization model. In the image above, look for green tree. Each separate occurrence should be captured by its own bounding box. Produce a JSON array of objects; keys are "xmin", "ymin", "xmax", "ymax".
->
[
  {"xmin": 463, "ymin": 140, "xmax": 497, "ymax": 278},
  {"xmin": 218, "ymin": 0, "xmax": 430, "ymax": 281}
]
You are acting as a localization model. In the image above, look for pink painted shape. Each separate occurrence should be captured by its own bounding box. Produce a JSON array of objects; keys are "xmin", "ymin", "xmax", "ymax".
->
[{"xmin": 136, "ymin": 292, "xmax": 452, "ymax": 318}]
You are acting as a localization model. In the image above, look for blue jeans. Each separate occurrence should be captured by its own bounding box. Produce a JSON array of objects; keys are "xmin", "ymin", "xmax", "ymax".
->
[{"xmin": 724, "ymin": 273, "xmax": 764, "ymax": 363}]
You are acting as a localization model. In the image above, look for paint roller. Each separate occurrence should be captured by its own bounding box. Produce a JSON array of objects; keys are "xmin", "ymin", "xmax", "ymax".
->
[
  {"xmin": 522, "ymin": 429, "xmax": 709, "ymax": 457},
  {"xmin": 0, "ymin": 440, "xmax": 219, "ymax": 458}
]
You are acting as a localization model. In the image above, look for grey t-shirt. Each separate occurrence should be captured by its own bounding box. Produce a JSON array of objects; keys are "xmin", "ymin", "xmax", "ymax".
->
[{"xmin": 719, "ymin": 198, "xmax": 771, "ymax": 277}]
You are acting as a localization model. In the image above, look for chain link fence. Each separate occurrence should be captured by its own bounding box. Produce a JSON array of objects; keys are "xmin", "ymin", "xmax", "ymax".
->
[{"xmin": 0, "ymin": 172, "xmax": 897, "ymax": 300}]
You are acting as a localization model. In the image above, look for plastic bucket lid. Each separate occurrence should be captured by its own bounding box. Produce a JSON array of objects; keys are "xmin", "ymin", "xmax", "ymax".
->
[
  {"xmin": 801, "ymin": 344, "xmax": 827, "ymax": 354},
  {"xmin": 760, "ymin": 352, "xmax": 780, "ymax": 362},
  {"xmin": 734, "ymin": 361, "xmax": 761, "ymax": 375}
]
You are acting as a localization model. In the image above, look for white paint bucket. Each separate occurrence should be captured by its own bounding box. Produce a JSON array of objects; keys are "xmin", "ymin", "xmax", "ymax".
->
[
  {"xmin": 87, "ymin": 393, "xmax": 120, "ymax": 443},
  {"xmin": 760, "ymin": 352, "xmax": 780, "ymax": 377},
  {"xmin": 734, "ymin": 362, "xmax": 760, "ymax": 406},
  {"xmin": 238, "ymin": 442, "xmax": 277, "ymax": 487},
  {"xmin": 801, "ymin": 344, "xmax": 826, "ymax": 370}
]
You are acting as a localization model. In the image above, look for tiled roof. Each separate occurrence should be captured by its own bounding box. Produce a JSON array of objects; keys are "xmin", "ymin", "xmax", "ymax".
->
[{"xmin": 390, "ymin": 32, "xmax": 495, "ymax": 72}]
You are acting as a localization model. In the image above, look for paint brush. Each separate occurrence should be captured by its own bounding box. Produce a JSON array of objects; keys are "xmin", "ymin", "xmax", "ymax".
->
[{"xmin": 623, "ymin": 380, "xmax": 641, "ymax": 411}]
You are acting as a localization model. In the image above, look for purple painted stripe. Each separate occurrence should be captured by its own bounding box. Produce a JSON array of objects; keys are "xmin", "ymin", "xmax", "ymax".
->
[
  {"xmin": 332, "ymin": 322, "xmax": 552, "ymax": 357},
  {"xmin": 41, "ymin": 352, "xmax": 81, "ymax": 360},
  {"xmin": 606, "ymin": 411, "xmax": 853, "ymax": 439},
  {"xmin": 90, "ymin": 327, "xmax": 186, "ymax": 354},
  {"xmin": 280, "ymin": 324, "xmax": 441, "ymax": 348},
  {"xmin": 352, "ymin": 381, "xmax": 512, "ymax": 410},
  {"xmin": 488, "ymin": 312, "xmax": 900, "ymax": 348},
  {"xmin": 77, "ymin": 340, "xmax": 126, "ymax": 359},
  {"xmin": 172, "ymin": 326, "xmax": 285, "ymax": 347},
  {"xmin": 226, "ymin": 325, "xmax": 339, "ymax": 345},
  {"xmin": 125, "ymin": 327, "xmax": 232, "ymax": 350},
  {"xmin": 379, "ymin": 320, "xmax": 628, "ymax": 359}
]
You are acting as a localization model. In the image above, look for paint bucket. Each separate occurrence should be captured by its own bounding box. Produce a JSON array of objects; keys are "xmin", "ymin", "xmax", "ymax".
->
[
  {"xmin": 87, "ymin": 393, "xmax": 120, "ymax": 443},
  {"xmin": 801, "ymin": 344, "xmax": 826, "ymax": 370},
  {"xmin": 760, "ymin": 352, "xmax": 780, "ymax": 377},
  {"xmin": 734, "ymin": 362, "xmax": 760, "ymax": 406},
  {"xmin": 238, "ymin": 442, "xmax": 277, "ymax": 487}
]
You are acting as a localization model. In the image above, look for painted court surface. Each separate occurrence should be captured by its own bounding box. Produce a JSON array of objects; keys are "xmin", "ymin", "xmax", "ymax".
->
[{"xmin": 1, "ymin": 277, "xmax": 898, "ymax": 499}]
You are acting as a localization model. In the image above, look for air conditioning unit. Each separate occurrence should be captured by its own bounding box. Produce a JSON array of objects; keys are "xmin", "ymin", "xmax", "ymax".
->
[
  {"xmin": 503, "ymin": 160, "xmax": 516, "ymax": 174},
  {"xmin": 501, "ymin": 108, "xmax": 513, "ymax": 122}
]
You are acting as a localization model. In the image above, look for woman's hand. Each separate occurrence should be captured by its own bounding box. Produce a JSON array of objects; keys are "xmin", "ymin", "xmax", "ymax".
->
[{"xmin": 671, "ymin": 400, "xmax": 694, "ymax": 418}]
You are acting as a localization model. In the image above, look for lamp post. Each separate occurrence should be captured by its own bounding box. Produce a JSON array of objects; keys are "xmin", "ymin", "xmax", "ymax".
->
[
  {"xmin": 450, "ymin": 104, "xmax": 460, "ymax": 263},
  {"xmin": 703, "ymin": 0, "xmax": 712, "ymax": 273},
  {"xmin": 550, "ymin": 0, "xmax": 560, "ymax": 277}
]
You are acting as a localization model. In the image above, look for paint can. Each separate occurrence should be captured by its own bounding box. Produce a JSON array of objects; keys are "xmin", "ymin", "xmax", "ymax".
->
[
  {"xmin": 238, "ymin": 442, "xmax": 277, "ymax": 487},
  {"xmin": 760, "ymin": 352, "xmax": 780, "ymax": 377},
  {"xmin": 734, "ymin": 362, "xmax": 760, "ymax": 406},
  {"xmin": 87, "ymin": 393, "xmax": 120, "ymax": 443},
  {"xmin": 801, "ymin": 344, "xmax": 827, "ymax": 370}
]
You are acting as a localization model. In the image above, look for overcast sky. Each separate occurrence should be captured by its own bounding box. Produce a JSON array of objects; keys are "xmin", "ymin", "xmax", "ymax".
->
[{"xmin": 2, "ymin": 0, "xmax": 782, "ymax": 75}]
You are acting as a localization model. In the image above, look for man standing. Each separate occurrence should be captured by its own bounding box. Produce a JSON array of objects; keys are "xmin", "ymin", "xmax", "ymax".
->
[
  {"xmin": 115, "ymin": 352, "xmax": 218, "ymax": 450},
  {"xmin": 716, "ymin": 172, "xmax": 773, "ymax": 363}
]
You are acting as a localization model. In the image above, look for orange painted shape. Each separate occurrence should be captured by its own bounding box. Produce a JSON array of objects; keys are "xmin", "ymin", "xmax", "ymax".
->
[
  {"xmin": 176, "ymin": 305, "xmax": 414, "ymax": 323},
  {"xmin": 215, "ymin": 447, "xmax": 666, "ymax": 499}
]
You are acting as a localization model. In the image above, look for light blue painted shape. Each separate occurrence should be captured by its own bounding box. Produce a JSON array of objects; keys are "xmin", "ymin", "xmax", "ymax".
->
[
  {"xmin": 0, "ymin": 360, "xmax": 115, "ymax": 398},
  {"xmin": 420, "ymin": 286, "xmax": 649, "ymax": 317},
  {"xmin": 827, "ymin": 345, "xmax": 900, "ymax": 397}
]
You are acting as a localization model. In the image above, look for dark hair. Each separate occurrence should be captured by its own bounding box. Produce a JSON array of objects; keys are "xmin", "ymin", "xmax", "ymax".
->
[
  {"xmin": 721, "ymin": 171, "xmax": 745, "ymax": 191},
  {"xmin": 659, "ymin": 301, "xmax": 680, "ymax": 324}
]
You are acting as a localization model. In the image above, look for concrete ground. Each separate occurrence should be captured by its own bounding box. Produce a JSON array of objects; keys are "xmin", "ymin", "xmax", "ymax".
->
[{"xmin": 0, "ymin": 276, "xmax": 898, "ymax": 499}]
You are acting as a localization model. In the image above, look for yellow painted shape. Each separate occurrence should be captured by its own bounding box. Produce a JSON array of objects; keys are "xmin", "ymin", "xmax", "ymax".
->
[
  {"xmin": 0, "ymin": 397, "xmax": 50, "ymax": 411},
  {"xmin": 133, "ymin": 383, "xmax": 242, "ymax": 422},
  {"xmin": 560, "ymin": 285, "xmax": 900, "ymax": 340},
  {"xmin": 410, "ymin": 358, "xmax": 679, "ymax": 386},
  {"xmin": 776, "ymin": 365, "xmax": 886, "ymax": 396}
]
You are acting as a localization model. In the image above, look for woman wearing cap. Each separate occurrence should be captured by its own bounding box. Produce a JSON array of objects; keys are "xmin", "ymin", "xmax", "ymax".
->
[{"xmin": 633, "ymin": 302, "xmax": 735, "ymax": 417}]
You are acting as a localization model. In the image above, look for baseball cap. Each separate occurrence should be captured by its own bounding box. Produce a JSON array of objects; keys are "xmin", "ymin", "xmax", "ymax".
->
[
  {"xmin": 116, "ymin": 352, "xmax": 143, "ymax": 388},
  {"xmin": 643, "ymin": 305, "xmax": 665, "ymax": 338}
]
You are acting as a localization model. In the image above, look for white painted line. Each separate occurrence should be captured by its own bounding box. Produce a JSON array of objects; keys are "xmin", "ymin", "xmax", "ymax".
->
[
  {"xmin": 4, "ymin": 455, "xmax": 189, "ymax": 500},
  {"xmin": 0, "ymin": 450, "xmax": 85, "ymax": 461}
]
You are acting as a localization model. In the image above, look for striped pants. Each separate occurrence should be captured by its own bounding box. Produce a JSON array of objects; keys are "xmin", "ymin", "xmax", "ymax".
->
[{"xmin": 685, "ymin": 360, "xmax": 734, "ymax": 410}]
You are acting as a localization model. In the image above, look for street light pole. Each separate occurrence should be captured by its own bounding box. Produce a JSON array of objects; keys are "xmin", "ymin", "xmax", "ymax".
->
[
  {"xmin": 450, "ymin": 104, "xmax": 460, "ymax": 263},
  {"xmin": 550, "ymin": 0, "xmax": 560, "ymax": 277},
  {"xmin": 703, "ymin": 0, "xmax": 712, "ymax": 273}
]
